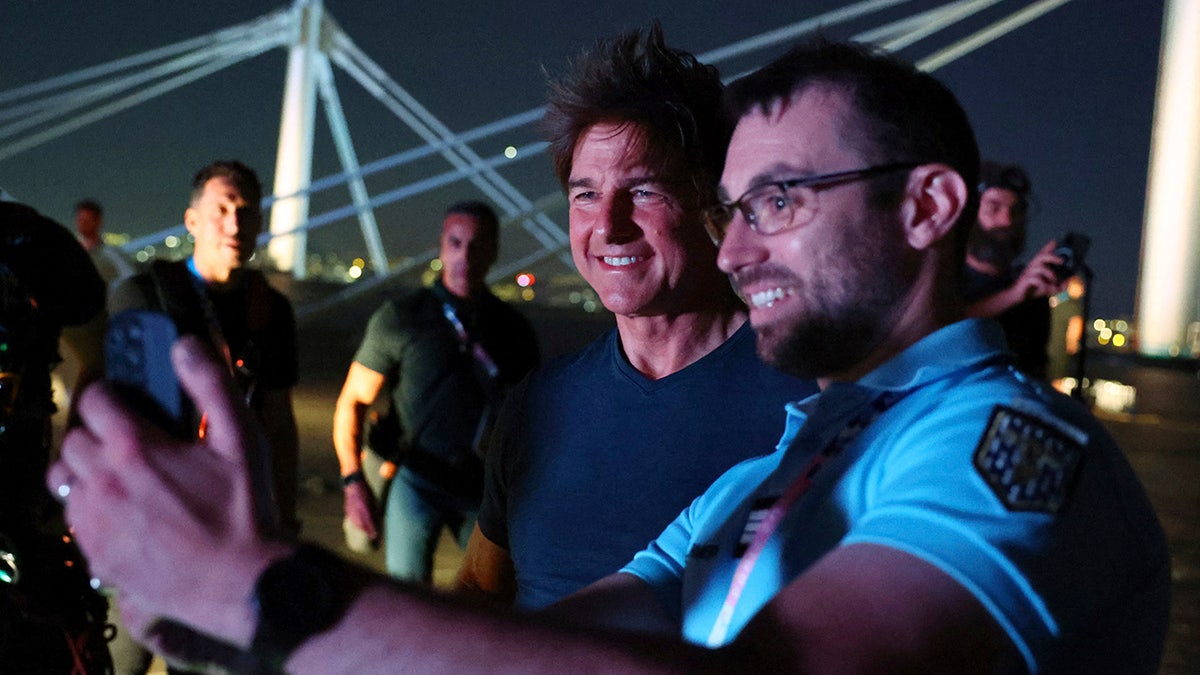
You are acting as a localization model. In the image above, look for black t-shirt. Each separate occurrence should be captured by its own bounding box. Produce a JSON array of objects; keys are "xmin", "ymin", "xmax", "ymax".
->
[
  {"xmin": 962, "ymin": 264, "xmax": 1051, "ymax": 379},
  {"xmin": 353, "ymin": 282, "xmax": 539, "ymax": 495},
  {"xmin": 111, "ymin": 262, "xmax": 298, "ymax": 410}
]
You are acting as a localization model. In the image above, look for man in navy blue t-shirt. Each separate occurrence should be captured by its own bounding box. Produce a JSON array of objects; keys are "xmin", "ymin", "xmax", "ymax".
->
[{"xmin": 453, "ymin": 24, "xmax": 815, "ymax": 609}]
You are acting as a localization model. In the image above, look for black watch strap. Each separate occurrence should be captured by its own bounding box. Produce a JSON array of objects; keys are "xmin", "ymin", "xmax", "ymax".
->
[{"xmin": 250, "ymin": 544, "xmax": 364, "ymax": 673}]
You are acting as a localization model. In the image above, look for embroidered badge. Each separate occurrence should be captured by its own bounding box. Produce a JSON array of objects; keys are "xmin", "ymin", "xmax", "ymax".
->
[{"xmin": 973, "ymin": 405, "xmax": 1084, "ymax": 513}]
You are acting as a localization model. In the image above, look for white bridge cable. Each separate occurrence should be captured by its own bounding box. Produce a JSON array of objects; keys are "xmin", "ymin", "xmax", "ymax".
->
[
  {"xmin": 0, "ymin": 31, "xmax": 288, "ymax": 141},
  {"xmin": 61, "ymin": 0, "xmax": 1067, "ymax": 292},
  {"xmin": 857, "ymin": 0, "xmax": 1004, "ymax": 50},
  {"xmin": 917, "ymin": 0, "xmax": 1075, "ymax": 71},
  {"xmin": 696, "ymin": 0, "xmax": 916, "ymax": 64},
  {"xmin": 255, "ymin": 0, "xmax": 982, "ymax": 233},
  {"xmin": 265, "ymin": 139, "xmax": 549, "ymax": 241},
  {"xmin": 283, "ymin": 106, "xmax": 547, "ymax": 200},
  {"xmin": 329, "ymin": 31, "xmax": 574, "ymax": 264},
  {"xmin": 475, "ymin": 0, "xmax": 1011, "ymax": 274},
  {"xmin": 123, "ymin": 136, "xmax": 544, "ymax": 253},
  {"xmin": 314, "ymin": 53, "xmax": 389, "ymax": 275},
  {"xmin": 0, "ymin": 15, "xmax": 290, "ymax": 124},
  {"xmin": 0, "ymin": 9, "xmax": 292, "ymax": 107},
  {"xmin": 0, "ymin": 33, "xmax": 288, "ymax": 162}
]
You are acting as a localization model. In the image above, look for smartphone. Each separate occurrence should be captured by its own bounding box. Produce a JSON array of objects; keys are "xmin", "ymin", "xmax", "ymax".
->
[
  {"xmin": 105, "ymin": 308, "xmax": 196, "ymax": 438},
  {"xmin": 1051, "ymin": 232, "xmax": 1090, "ymax": 282}
]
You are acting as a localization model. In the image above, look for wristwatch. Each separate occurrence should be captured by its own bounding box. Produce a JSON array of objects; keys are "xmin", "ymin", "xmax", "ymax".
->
[{"xmin": 250, "ymin": 544, "xmax": 363, "ymax": 672}]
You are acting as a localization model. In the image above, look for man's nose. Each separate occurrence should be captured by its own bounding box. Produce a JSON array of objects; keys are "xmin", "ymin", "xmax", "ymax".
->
[
  {"xmin": 717, "ymin": 214, "xmax": 766, "ymax": 274},
  {"xmin": 596, "ymin": 196, "xmax": 638, "ymax": 242}
]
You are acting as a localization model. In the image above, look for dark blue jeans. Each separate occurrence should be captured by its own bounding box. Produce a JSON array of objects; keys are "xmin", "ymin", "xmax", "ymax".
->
[{"xmin": 384, "ymin": 466, "xmax": 478, "ymax": 582}]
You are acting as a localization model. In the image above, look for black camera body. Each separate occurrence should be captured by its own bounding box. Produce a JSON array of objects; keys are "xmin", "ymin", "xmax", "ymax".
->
[{"xmin": 1051, "ymin": 232, "xmax": 1091, "ymax": 282}]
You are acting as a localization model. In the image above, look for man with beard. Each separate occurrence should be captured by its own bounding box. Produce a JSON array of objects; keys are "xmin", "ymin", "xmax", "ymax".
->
[
  {"xmin": 50, "ymin": 40, "xmax": 1169, "ymax": 674},
  {"xmin": 962, "ymin": 161, "xmax": 1065, "ymax": 378}
]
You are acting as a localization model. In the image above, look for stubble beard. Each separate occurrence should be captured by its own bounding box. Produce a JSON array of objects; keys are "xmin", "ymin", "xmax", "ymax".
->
[{"xmin": 756, "ymin": 214, "xmax": 911, "ymax": 380}]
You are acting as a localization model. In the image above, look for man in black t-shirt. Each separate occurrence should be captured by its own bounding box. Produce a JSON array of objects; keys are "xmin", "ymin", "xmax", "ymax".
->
[
  {"xmin": 963, "ymin": 161, "xmax": 1066, "ymax": 378},
  {"xmin": 109, "ymin": 160, "xmax": 298, "ymax": 673},
  {"xmin": 332, "ymin": 200, "xmax": 538, "ymax": 583}
]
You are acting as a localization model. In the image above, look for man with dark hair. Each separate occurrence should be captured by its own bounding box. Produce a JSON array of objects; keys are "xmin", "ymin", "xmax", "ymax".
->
[
  {"xmin": 455, "ymin": 23, "xmax": 813, "ymax": 609},
  {"xmin": 107, "ymin": 159, "xmax": 301, "ymax": 672},
  {"xmin": 333, "ymin": 200, "xmax": 539, "ymax": 583},
  {"xmin": 963, "ymin": 161, "xmax": 1066, "ymax": 378},
  {"xmin": 52, "ymin": 40, "xmax": 1168, "ymax": 674},
  {"xmin": 155, "ymin": 160, "xmax": 299, "ymax": 534},
  {"xmin": 73, "ymin": 199, "xmax": 136, "ymax": 290}
]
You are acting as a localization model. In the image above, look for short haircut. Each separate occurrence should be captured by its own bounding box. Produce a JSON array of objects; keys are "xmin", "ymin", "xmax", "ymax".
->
[
  {"xmin": 445, "ymin": 200, "xmax": 499, "ymax": 241},
  {"xmin": 724, "ymin": 39, "xmax": 980, "ymax": 245},
  {"xmin": 542, "ymin": 21, "xmax": 728, "ymax": 204},
  {"xmin": 975, "ymin": 160, "xmax": 1032, "ymax": 254},
  {"xmin": 190, "ymin": 160, "xmax": 263, "ymax": 209},
  {"xmin": 74, "ymin": 199, "xmax": 103, "ymax": 216}
]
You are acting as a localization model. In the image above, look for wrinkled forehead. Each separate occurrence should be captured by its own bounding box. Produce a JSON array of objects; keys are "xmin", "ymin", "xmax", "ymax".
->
[{"xmin": 571, "ymin": 121, "xmax": 695, "ymax": 184}]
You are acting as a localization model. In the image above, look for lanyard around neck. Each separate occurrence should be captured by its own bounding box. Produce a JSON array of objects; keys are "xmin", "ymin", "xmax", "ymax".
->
[{"xmin": 706, "ymin": 388, "xmax": 909, "ymax": 647}]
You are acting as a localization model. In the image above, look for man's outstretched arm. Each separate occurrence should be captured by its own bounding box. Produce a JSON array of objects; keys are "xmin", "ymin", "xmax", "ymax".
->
[
  {"xmin": 50, "ymin": 336, "xmax": 1025, "ymax": 673},
  {"xmin": 48, "ymin": 336, "xmax": 728, "ymax": 673}
]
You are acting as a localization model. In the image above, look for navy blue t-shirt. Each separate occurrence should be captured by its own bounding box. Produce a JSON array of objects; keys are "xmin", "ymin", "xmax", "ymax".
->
[{"xmin": 478, "ymin": 322, "xmax": 817, "ymax": 609}]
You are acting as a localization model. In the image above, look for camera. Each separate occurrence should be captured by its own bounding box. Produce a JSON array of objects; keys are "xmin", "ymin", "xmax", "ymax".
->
[{"xmin": 1051, "ymin": 231, "xmax": 1090, "ymax": 282}]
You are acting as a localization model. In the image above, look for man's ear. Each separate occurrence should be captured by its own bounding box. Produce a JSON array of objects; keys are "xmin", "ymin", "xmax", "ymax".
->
[
  {"xmin": 183, "ymin": 206, "xmax": 199, "ymax": 235},
  {"xmin": 900, "ymin": 164, "xmax": 968, "ymax": 250}
]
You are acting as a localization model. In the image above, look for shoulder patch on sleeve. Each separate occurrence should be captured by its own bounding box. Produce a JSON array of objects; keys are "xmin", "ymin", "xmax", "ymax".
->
[{"xmin": 973, "ymin": 404, "xmax": 1085, "ymax": 514}]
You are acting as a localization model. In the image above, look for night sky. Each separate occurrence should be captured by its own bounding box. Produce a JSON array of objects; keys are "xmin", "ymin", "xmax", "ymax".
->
[{"xmin": 0, "ymin": 1, "xmax": 1166, "ymax": 318}]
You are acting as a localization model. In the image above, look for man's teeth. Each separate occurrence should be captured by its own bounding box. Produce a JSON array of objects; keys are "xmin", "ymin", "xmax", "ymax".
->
[
  {"xmin": 604, "ymin": 256, "xmax": 644, "ymax": 267},
  {"xmin": 749, "ymin": 288, "xmax": 791, "ymax": 308}
]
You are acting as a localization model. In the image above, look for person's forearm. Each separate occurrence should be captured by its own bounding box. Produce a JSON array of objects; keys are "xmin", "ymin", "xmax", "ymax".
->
[
  {"xmin": 287, "ymin": 579, "xmax": 722, "ymax": 674},
  {"xmin": 331, "ymin": 397, "xmax": 367, "ymax": 476}
]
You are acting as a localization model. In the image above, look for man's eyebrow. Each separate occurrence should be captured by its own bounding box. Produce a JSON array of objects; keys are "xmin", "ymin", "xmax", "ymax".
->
[
  {"xmin": 616, "ymin": 173, "xmax": 667, "ymax": 190},
  {"xmin": 723, "ymin": 162, "xmax": 812, "ymax": 200},
  {"xmin": 567, "ymin": 177, "xmax": 595, "ymax": 190}
]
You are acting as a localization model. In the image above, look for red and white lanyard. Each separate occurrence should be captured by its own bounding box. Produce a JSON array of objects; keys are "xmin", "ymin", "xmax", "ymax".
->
[{"xmin": 706, "ymin": 389, "xmax": 908, "ymax": 647}]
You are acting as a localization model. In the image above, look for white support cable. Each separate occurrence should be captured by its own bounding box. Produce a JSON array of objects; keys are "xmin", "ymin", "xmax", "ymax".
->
[
  {"xmin": 314, "ymin": 55, "xmax": 390, "ymax": 276},
  {"xmin": 89, "ymin": 0, "xmax": 1074, "ymax": 297},
  {"xmin": 0, "ymin": 34, "xmax": 285, "ymax": 162},
  {"xmin": 261, "ymin": 140, "xmax": 550, "ymax": 241},
  {"xmin": 917, "ymin": 0, "xmax": 1075, "ymax": 72},
  {"xmin": 0, "ymin": 18, "xmax": 287, "ymax": 123},
  {"xmin": 856, "ymin": 0, "xmax": 1003, "ymax": 49},
  {"xmin": 0, "ymin": 9, "xmax": 291, "ymax": 106},
  {"xmin": 697, "ymin": 0, "xmax": 916, "ymax": 64},
  {"xmin": 0, "ymin": 32, "xmax": 284, "ymax": 141},
  {"xmin": 330, "ymin": 33, "xmax": 573, "ymax": 256},
  {"xmin": 264, "ymin": 105, "xmax": 547, "ymax": 203},
  {"xmin": 328, "ymin": 37, "xmax": 571, "ymax": 266}
]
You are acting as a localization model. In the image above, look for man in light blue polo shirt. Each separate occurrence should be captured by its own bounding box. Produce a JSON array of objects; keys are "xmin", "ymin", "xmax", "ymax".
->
[{"xmin": 619, "ymin": 40, "xmax": 1169, "ymax": 672}]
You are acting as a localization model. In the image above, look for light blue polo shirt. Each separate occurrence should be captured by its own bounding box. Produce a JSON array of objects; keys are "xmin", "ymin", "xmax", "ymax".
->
[{"xmin": 622, "ymin": 319, "xmax": 1169, "ymax": 673}]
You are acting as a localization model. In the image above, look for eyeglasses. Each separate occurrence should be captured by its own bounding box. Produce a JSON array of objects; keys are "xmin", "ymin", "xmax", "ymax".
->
[{"xmin": 703, "ymin": 162, "xmax": 920, "ymax": 245}]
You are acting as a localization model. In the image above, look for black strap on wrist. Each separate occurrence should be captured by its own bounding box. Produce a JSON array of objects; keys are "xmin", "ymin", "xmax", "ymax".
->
[
  {"xmin": 341, "ymin": 470, "xmax": 366, "ymax": 487},
  {"xmin": 250, "ymin": 544, "xmax": 362, "ymax": 673}
]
